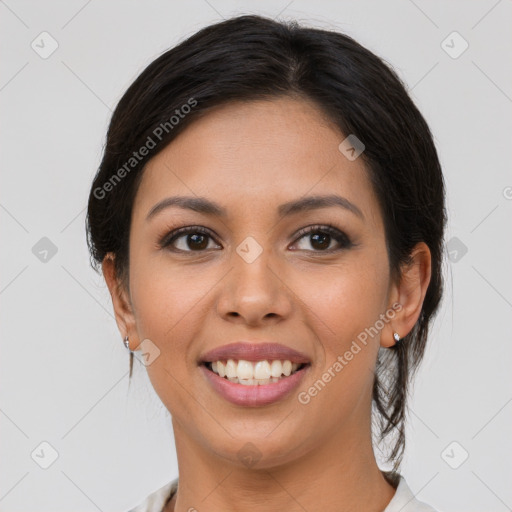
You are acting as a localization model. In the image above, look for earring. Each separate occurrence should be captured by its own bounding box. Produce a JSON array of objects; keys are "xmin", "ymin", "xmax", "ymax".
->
[
  {"xmin": 123, "ymin": 335, "xmax": 131, "ymax": 350},
  {"xmin": 393, "ymin": 332, "xmax": 401, "ymax": 344}
]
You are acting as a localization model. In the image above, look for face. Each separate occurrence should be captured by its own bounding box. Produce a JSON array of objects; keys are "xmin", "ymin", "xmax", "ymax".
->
[{"xmin": 115, "ymin": 97, "xmax": 403, "ymax": 468}]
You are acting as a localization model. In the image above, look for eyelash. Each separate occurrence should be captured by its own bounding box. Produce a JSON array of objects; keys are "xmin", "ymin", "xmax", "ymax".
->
[{"xmin": 159, "ymin": 224, "xmax": 353, "ymax": 254}]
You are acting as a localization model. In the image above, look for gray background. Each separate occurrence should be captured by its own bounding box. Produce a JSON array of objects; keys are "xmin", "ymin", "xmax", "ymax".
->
[{"xmin": 1, "ymin": 1, "xmax": 511, "ymax": 511}]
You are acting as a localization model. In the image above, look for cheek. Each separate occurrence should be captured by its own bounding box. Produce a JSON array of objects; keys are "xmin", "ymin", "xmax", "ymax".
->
[
  {"xmin": 127, "ymin": 258, "xmax": 213, "ymax": 411},
  {"xmin": 289, "ymin": 255, "xmax": 388, "ymax": 378},
  {"xmin": 296, "ymin": 259, "xmax": 387, "ymax": 336},
  {"xmin": 128, "ymin": 252, "xmax": 211, "ymax": 355},
  {"xmin": 289, "ymin": 262, "xmax": 386, "ymax": 429}
]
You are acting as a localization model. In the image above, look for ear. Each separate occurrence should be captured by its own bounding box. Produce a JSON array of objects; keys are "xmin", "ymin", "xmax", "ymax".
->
[
  {"xmin": 381, "ymin": 242, "xmax": 432, "ymax": 348},
  {"xmin": 102, "ymin": 253, "xmax": 139, "ymax": 350}
]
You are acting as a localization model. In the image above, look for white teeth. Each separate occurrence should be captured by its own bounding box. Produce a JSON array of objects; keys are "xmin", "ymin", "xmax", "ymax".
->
[
  {"xmin": 224, "ymin": 377, "xmax": 275, "ymax": 385},
  {"xmin": 254, "ymin": 361, "xmax": 271, "ymax": 380},
  {"xmin": 237, "ymin": 360, "xmax": 254, "ymax": 380},
  {"xmin": 225, "ymin": 359, "xmax": 237, "ymax": 378},
  {"xmin": 270, "ymin": 360, "xmax": 283, "ymax": 378},
  {"xmin": 208, "ymin": 358, "xmax": 305, "ymax": 384}
]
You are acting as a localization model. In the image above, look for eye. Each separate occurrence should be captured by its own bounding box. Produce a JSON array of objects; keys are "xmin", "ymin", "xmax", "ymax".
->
[
  {"xmin": 160, "ymin": 226, "xmax": 221, "ymax": 252},
  {"xmin": 291, "ymin": 224, "xmax": 353, "ymax": 252}
]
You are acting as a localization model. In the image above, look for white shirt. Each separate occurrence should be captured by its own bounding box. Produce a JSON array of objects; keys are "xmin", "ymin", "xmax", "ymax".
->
[{"xmin": 127, "ymin": 475, "xmax": 438, "ymax": 512}]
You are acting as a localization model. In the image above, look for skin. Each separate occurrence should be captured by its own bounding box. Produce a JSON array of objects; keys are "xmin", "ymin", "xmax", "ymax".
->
[{"xmin": 103, "ymin": 96, "xmax": 432, "ymax": 512}]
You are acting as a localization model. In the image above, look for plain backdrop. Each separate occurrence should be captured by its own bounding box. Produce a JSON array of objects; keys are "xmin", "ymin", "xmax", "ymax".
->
[{"xmin": 1, "ymin": 1, "xmax": 511, "ymax": 511}]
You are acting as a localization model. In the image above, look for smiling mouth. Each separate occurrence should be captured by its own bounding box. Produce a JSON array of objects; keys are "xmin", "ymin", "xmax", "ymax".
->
[{"xmin": 203, "ymin": 359, "xmax": 309, "ymax": 385}]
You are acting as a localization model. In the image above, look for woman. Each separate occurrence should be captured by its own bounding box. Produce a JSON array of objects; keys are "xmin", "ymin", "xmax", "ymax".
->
[{"xmin": 86, "ymin": 14, "xmax": 446, "ymax": 512}]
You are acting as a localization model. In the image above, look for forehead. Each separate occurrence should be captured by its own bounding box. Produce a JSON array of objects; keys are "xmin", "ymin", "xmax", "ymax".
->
[{"xmin": 134, "ymin": 97, "xmax": 382, "ymax": 227}]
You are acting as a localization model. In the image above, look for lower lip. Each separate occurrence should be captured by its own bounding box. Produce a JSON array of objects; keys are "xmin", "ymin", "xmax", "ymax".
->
[{"xmin": 200, "ymin": 364, "xmax": 309, "ymax": 407}]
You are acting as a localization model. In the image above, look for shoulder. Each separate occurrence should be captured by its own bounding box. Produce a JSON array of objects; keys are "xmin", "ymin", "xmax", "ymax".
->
[
  {"xmin": 126, "ymin": 478, "xmax": 178, "ymax": 512},
  {"xmin": 384, "ymin": 475, "xmax": 439, "ymax": 512}
]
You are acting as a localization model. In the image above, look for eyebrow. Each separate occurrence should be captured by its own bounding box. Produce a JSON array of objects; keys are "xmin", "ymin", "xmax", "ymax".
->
[{"xmin": 146, "ymin": 194, "xmax": 364, "ymax": 221}]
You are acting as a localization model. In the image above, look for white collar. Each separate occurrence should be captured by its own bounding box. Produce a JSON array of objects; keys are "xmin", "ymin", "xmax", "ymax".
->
[{"xmin": 129, "ymin": 475, "xmax": 438, "ymax": 512}]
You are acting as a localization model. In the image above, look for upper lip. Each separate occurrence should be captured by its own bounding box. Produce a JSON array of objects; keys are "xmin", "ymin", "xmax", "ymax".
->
[{"xmin": 199, "ymin": 342, "xmax": 311, "ymax": 364}]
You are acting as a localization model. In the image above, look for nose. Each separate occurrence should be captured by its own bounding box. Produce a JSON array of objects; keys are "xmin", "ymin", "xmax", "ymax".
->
[{"xmin": 216, "ymin": 246, "xmax": 293, "ymax": 327}]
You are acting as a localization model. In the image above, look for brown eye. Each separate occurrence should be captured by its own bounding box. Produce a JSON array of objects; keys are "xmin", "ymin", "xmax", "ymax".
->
[
  {"xmin": 182, "ymin": 233, "xmax": 209, "ymax": 250},
  {"xmin": 292, "ymin": 225, "xmax": 352, "ymax": 252},
  {"xmin": 309, "ymin": 232, "xmax": 332, "ymax": 250},
  {"xmin": 161, "ymin": 226, "xmax": 221, "ymax": 252}
]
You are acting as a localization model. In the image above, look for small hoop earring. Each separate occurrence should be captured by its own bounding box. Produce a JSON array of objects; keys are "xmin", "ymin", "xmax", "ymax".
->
[{"xmin": 123, "ymin": 335, "xmax": 131, "ymax": 351}]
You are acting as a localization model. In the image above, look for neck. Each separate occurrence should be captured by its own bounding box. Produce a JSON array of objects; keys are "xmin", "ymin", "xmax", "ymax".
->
[{"xmin": 168, "ymin": 419, "xmax": 397, "ymax": 512}]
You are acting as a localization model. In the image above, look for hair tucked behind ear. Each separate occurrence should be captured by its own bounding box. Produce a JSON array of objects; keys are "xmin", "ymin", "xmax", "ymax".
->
[{"xmin": 86, "ymin": 14, "xmax": 446, "ymax": 471}]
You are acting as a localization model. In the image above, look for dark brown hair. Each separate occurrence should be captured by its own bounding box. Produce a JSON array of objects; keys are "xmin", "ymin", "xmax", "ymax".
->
[{"xmin": 86, "ymin": 14, "xmax": 447, "ymax": 471}]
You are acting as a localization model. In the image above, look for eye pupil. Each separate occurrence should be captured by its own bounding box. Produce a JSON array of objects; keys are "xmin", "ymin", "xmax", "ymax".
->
[
  {"xmin": 188, "ymin": 233, "xmax": 208, "ymax": 250},
  {"xmin": 311, "ymin": 232, "xmax": 330, "ymax": 250}
]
